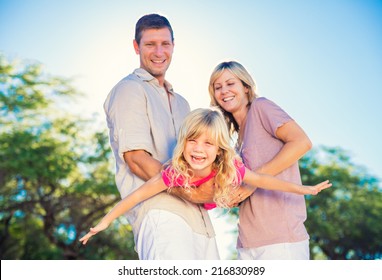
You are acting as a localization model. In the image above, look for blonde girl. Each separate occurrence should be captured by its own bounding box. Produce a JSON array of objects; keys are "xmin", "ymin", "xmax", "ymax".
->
[{"xmin": 80, "ymin": 108, "xmax": 331, "ymax": 245}]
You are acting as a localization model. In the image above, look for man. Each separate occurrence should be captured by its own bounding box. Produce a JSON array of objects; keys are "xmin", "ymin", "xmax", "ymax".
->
[{"xmin": 103, "ymin": 14, "xmax": 219, "ymax": 260}]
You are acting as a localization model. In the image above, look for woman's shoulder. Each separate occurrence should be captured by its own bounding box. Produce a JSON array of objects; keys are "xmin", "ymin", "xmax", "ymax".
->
[
  {"xmin": 251, "ymin": 97, "xmax": 281, "ymax": 112},
  {"xmin": 253, "ymin": 96, "xmax": 272, "ymax": 106}
]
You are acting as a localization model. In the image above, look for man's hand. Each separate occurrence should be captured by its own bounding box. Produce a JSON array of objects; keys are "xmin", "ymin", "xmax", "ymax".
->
[{"xmin": 170, "ymin": 180, "xmax": 215, "ymax": 203}]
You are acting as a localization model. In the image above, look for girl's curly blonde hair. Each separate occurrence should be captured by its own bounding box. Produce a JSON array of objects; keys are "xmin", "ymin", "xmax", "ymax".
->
[{"xmin": 165, "ymin": 107, "xmax": 242, "ymax": 208}]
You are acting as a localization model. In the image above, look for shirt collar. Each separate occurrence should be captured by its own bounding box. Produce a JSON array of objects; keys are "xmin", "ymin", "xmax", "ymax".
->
[{"xmin": 133, "ymin": 68, "xmax": 174, "ymax": 95}]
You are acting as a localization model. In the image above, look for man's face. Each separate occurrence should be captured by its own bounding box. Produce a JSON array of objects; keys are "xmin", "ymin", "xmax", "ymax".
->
[{"xmin": 133, "ymin": 28, "xmax": 174, "ymax": 84}]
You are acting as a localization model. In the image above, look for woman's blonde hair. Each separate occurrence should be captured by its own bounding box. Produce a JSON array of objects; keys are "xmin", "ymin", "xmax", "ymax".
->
[
  {"xmin": 208, "ymin": 61, "xmax": 258, "ymax": 137},
  {"xmin": 167, "ymin": 107, "xmax": 241, "ymax": 208}
]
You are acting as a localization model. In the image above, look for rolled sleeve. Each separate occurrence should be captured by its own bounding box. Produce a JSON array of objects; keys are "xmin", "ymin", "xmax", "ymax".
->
[
  {"xmin": 255, "ymin": 97, "xmax": 293, "ymax": 137},
  {"xmin": 105, "ymin": 80, "xmax": 155, "ymax": 162}
]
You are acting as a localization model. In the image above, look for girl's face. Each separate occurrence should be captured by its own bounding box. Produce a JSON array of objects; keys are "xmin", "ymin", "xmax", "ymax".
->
[
  {"xmin": 213, "ymin": 69, "xmax": 249, "ymax": 114},
  {"xmin": 183, "ymin": 131, "xmax": 219, "ymax": 177}
]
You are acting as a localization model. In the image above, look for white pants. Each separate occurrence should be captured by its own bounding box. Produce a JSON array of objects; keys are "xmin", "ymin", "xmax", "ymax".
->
[
  {"xmin": 237, "ymin": 239, "xmax": 310, "ymax": 260},
  {"xmin": 136, "ymin": 209, "xmax": 220, "ymax": 260}
]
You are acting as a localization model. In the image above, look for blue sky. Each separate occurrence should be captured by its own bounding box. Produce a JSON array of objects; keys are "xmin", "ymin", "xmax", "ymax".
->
[{"xmin": 1, "ymin": 0, "xmax": 381, "ymax": 259}]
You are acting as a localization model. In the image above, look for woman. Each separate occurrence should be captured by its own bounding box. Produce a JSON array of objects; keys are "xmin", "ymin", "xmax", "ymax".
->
[{"xmin": 209, "ymin": 61, "xmax": 314, "ymax": 260}]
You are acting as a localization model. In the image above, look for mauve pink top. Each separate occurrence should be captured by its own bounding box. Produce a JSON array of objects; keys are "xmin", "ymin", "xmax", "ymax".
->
[
  {"xmin": 162, "ymin": 160, "xmax": 246, "ymax": 210},
  {"xmin": 237, "ymin": 97, "xmax": 309, "ymax": 248}
]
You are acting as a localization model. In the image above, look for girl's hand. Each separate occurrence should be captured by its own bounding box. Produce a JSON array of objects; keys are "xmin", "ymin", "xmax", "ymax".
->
[
  {"xmin": 303, "ymin": 180, "xmax": 332, "ymax": 195},
  {"xmin": 227, "ymin": 184, "xmax": 256, "ymax": 207},
  {"xmin": 79, "ymin": 220, "xmax": 109, "ymax": 245}
]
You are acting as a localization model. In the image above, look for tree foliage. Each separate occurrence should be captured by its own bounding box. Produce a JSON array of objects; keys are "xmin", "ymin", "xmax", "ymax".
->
[
  {"xmin": 0, "ymin": 54, "xmax": 138, "ymax": 259},
  {"xmin": 301, "ymin": 146, "xmax": 382, "ymax": 259}
]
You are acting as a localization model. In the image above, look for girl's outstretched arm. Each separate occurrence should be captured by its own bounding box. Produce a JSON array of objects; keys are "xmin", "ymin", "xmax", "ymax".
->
[
  {"xmin": 243, "ymin": 167, "xmax": 332, "ymax": 195},
  {"xmin": 79, "ymin": 173, "xmax": 167, "ymax": 245}
]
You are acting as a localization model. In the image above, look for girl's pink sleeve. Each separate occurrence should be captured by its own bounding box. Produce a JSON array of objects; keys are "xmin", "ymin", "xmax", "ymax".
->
[
  {"xmin": 203, "ymin": 203, "xmax": 216, "ymax": 210},
  {"xmin": 161, "ymin": 167, "xmax": 173, "ymax": 187},
  {"xmin": 234, "ymin": 160, "xmax": 246, "ymax": 185},
  {"xmin": 161, "ymin": 166, "xmax": 185, "ymax": 188}
]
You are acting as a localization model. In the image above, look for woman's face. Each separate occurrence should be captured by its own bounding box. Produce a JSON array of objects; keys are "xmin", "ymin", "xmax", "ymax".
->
[{"xmin": 213, "ymin": 69, "xmax": 249, "ymax": 114}]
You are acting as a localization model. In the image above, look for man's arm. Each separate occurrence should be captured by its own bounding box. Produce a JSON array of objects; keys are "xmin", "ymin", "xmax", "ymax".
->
[
  {"xmin": 170, "ymin": 180, "xmax": 215, "ymax": 204},
  {"xmin": 124, "ymin": 150, "xmax": 162, "ymax": 181}
]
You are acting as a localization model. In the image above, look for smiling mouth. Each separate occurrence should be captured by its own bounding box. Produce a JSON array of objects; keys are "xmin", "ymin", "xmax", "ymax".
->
[
  {"xmin": 223, "ymin": 96, "xmax": 234, "ymax": 102},
  {"xmin": 191, "ymin": 155, "xmax": 206, "ymax": 163},
  {"xmin": 152, "ymin": 59, "xmax": 166, "ymax": 64}
]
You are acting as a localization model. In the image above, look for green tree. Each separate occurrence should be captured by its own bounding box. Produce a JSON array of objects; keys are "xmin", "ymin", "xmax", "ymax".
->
[
  {"xmin": 225, "ymin": 146, "xmax": 382, "ymax": 260},
  {"xmin": 0, "ymin": 54, "xmax": 138, "ymax": 259},
  {"xmin": 301, "ymin": 146, "xmax": 382, "ymax": 260}
]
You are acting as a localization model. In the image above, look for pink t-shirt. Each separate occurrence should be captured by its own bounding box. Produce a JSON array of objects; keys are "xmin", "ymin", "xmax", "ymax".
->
[
  {"xmin": 237, "ymin": 97, "xmax": 309, "ymax": 248},
  {"xmin": 162, "ymin": 160, "xmax": 246, "ymax": 210}
]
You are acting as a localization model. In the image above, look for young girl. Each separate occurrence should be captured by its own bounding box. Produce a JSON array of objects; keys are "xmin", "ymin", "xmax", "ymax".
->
[{"xmin": 79, "ymin": 108, "xmax": 331, "ymax": 245}]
